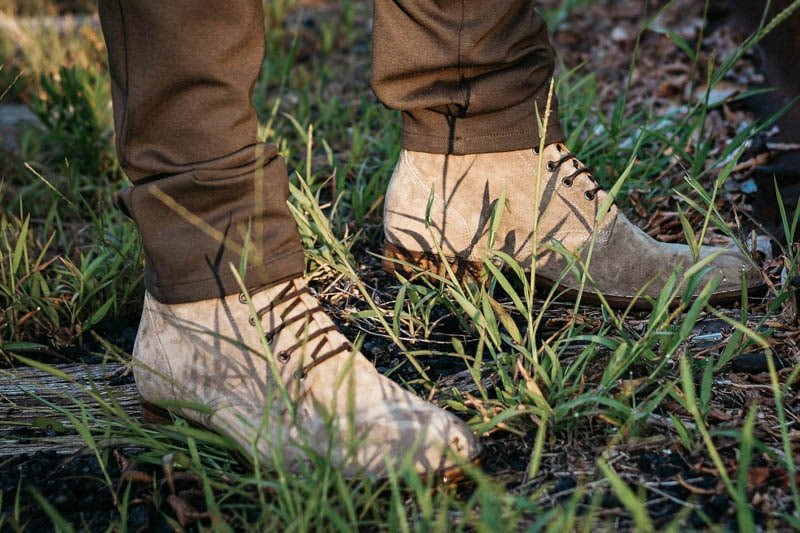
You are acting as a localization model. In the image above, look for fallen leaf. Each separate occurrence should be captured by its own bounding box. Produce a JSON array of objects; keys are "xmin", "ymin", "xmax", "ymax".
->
[
  {"xmin": 167, "ymin": 494, "xmax": 209, "ymax": 527},
  {"xmin": 746, "ymin": 466, "xmax": 771, "ymax": 490}
]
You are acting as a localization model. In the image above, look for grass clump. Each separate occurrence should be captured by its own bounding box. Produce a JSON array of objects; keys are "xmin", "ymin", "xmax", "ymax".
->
[{"xmin": 0, "ymin": 19, "xmax": 137, "ymax": 356}]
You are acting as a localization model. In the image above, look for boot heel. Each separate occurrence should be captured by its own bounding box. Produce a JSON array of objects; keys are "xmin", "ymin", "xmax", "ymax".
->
[
  {"xmin": 382, "ymin": 242, "xmax": 484, "ymax": 281},
  {"xmin": 140, "ymin": 400, "xmax": 172, "ymax": 424},
  {"xmin": 383, "ymin": 242, "xmax": 418, "ymax": 276}
]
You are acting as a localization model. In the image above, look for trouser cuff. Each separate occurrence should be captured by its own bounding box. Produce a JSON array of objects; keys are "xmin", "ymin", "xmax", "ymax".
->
[
  {"xmin": 401, "ymin": 106, "xmax": 564, "ymax": 155},
  {"xmin": 142, "ymin": 249, "xmax": 305, "ymax": 304}
]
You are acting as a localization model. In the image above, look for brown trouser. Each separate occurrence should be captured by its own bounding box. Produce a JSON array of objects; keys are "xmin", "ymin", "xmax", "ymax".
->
[{"xmin": 99, "ymin": 1, "xmax": 561, "ymax": 304}]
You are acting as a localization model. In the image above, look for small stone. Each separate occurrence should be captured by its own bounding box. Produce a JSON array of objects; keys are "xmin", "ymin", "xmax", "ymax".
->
[
  {"xmin": 732, "ymin": 352, "xmax": 786, "ymax": 374},
  {"xmin": 611, "ymin": 27, "xmax": 629, "ymax": 42},
  {"xmin": 0, "ymin": 104, "xmax": 42, "ymax": 155}
]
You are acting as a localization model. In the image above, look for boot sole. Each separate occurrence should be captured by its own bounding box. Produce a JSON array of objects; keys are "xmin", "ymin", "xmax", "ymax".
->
[
  {"xmin": 140, "ymin": 399, "xmax": 173, "ymax": 424},
  {"xmin": 382, "ymin": 242, "xmax": 754, "ymax": 310},
  {"xmin": 427, "ymin": 455, "xmax": 480, "ymax": 486}
]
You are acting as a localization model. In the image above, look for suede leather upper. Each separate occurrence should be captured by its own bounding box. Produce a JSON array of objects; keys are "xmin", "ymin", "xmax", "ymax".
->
[
  {"xmin": 384, "ymin": 145, "xmax": 762, "ymax": 304},
  {"xmin": 133, "ymin": 279, "xmax": 477, "ymax": 476}
]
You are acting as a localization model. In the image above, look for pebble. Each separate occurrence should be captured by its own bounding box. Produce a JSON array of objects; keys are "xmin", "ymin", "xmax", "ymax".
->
[{"xmin": 0, "ymin": 104, "xmax": 41, "ymax": 155}]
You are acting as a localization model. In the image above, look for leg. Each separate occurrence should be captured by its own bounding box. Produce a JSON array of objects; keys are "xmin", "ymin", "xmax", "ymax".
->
[
  {"xmin": 372, "ymin": 0, "xmax": 563, "ymax": 155},
  {"xmin": 724, "ymin": 0, "xmax": 800, "ymax": 240},
  {"xmin": 99, "ymin": 0, "xmax": 304, "ymax": 303},
  {"xmin": 99, "ymin": 0, "xmax": 478, "ymax": 476},
  {"xmin": 376, "ymin": 1, "xmax": 763, "ymax": 306}
]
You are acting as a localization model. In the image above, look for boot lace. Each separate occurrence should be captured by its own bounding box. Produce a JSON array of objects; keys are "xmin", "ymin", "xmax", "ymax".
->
[
  {"xmin": 239, "ymin": 282, "xmax": 347, "ymax": 379},
  {"xmin": 546, "ymin": 146, "xmax": 603, "ymax": 201}
]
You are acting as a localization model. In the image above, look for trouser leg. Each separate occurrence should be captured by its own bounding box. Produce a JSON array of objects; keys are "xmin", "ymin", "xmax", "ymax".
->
[
  {"xmin": 99, "ymin": 0, "xmax": 304, "ymax": 304},
  {"xmin": 372, "ymin": 0, "xmax": 563, "ymax": 155}
]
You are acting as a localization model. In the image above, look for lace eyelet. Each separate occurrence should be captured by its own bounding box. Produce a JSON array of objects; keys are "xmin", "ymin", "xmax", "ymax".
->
[
  {"xmin": 584, "ymin": 191, "xmax": 595, "ymax": 201},
  {"xmin": 546, "ymin": 160, "xmax": 557, "ymax": 172},
  {"xmin": 562, "ymin": 178, "xmax": 573, "ymax": 188},
  {"xmin": 248, "ymin": 315, "xmax": 256, "ymax": 327},
  {"xmin": 293, "ymin": 370, "xmax": 305, "ymax": 380},
  {"xmin": 238, "ymin": 293, "xmax": 248, "ymax": 304},
  {"xmin": 276, "ymin": 351, "xmax": 290, "ymax": 364}
]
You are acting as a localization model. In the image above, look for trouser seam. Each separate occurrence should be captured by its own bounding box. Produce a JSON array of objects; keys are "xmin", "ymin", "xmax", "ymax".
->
[
  {"xmin": 457, "ymin": 0, "xmax": 466, "ymax": 106},
  {"xmin": 117, "ymin": 0, "xmax": 132, "ymax": 171}
]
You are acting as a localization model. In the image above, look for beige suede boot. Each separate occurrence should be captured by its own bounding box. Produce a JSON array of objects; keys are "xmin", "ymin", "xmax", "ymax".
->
[
  {"xmin": 383, "ymin": 144, "xmax": 763, "ymax": 307},
  {"xmin": 133, "ymin": 278, "xmax": 478, "ymax": 478}
]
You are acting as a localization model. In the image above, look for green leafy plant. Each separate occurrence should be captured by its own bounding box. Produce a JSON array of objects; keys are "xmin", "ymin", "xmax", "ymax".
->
[{"xmin": 30, "ymin": 65, "xmax": 117, "ymax": 179}]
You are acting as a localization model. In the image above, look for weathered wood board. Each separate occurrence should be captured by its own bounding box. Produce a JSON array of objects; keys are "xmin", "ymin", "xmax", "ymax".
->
[{"xmin": 0, "ymin": 363, "xmax": 140, "ymax": 457}]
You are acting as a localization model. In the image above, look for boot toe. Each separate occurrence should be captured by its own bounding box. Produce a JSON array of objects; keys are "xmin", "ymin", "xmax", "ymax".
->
[
  {"xmin": 707, "ymin": 248, "xmax": 764, "ymax": 298},
  {"xmin": 349, "ymin": 404, "xmax": 478, "ymax": 477},
  {"xmin": 405, "ymin": 404, "xmax": 478, "ymax": 472},
  {"xmin": 222, "ymin": 396, "xmax": 480, "ymax": 478}
]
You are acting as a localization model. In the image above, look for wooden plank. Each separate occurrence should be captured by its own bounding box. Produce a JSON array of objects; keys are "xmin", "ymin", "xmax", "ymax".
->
[
  {"xmin": 0, "ymin": 312, "xmax": 759, "ymax": 457},
  {"xmin": 0, "ymin": 362, "xmax": 140, "ymax": 456}
]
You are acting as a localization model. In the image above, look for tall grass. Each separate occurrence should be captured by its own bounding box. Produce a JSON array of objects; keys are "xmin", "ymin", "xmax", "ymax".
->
[{"xmin": 1, "ymin": 0, "xmax": 798, "ymax": 530}]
